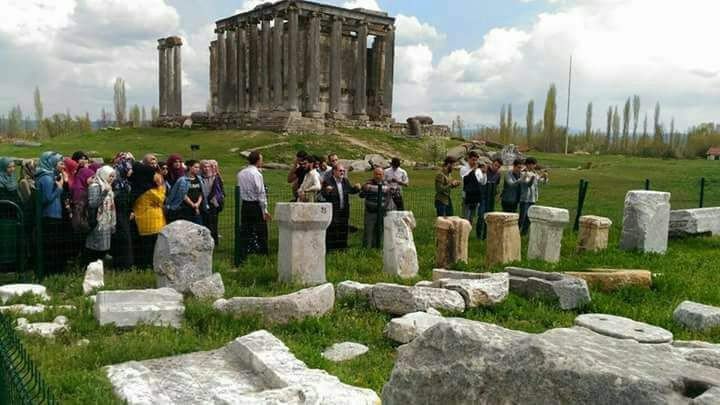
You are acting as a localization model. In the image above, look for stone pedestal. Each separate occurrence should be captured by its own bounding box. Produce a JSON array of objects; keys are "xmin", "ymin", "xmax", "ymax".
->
[
  {"xmin": 276, "ymin": 203, "xmax": 332, "ymax": 286},
  {"xmin": 484, "ymin": 213, "xmax": 521, "ymax": 267},
  {"xmin": 383, "ymin": 211, "xmax": 418, "ymax": 279},
  {"xmin": 435, "ymin": 217, "xmax": 471, "ymax": 268},
  {"xmin": 577, "ymin": 215, "xmax": 612, "ymax": 252},
  {"xmin": 620, "ymin": 191, "xmax": 671, "ymax": 254},
  {"xmin": 527, "ymin": 206, "xmax": 569, "ymax": 263}
]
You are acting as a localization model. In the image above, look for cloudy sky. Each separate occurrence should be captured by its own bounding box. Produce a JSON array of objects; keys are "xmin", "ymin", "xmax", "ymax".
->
[{"xmin": 1, "ymin": 0, "xmax": 718, "ymax": 130}]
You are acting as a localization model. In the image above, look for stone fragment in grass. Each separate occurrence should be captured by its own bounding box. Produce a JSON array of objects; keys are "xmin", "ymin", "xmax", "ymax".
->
[
  {"xmin": 16, "ymin": 316, "xmax": 68, "ymax": 338},
  {"xmin": 669, "ymin": 207, "xmax": 720, "ymax": 237},
  {"xmin": 0, "ymin": 284, "xmax": 49, "ymax": 304},
  {"xmin": 336, "ymin": 281, "xmax": 373, "ymax": 301},
  {"xmin": 383, "ymin": 211, "xmax": 419, "ymax": 279},
  {"xmin": 436, "ymin": 273, "xmax": 509, "ymax": 308},
  {"xmin": 527, "ymin": 205, "xmax": 569, "ymax": 263},
  {"xmin": 105, "ymin": 330, "xmax": 379, "ymax": 404},
  {"xmin": 371, "ymin": 283, "xmax": 465, "ymax": 315},
  {"xmin": 672, "ymin": 341, "xmax": 720, "ymax": 370},
  {"xmin": 384, "ymin": 311, "xmax": 445, "ymax": 344},
  {"xmin": 188, "ymin": 273, "xmax": 225, "ymax": 300},
  {"xmin": 414, "ymin": 281, "xmax": 434, "ymax": 287},
  {"xmin": 564, "ymin": 269, "xmax": 652, "ymax": 292},
  {"xmin": 322, "ymin": 342, "xmax": 369, "ymax": 362},
  {"xmin": 83, "ymin": 259, "xmax": 104, "ymax": 295},
  {"xmin": 435, "ymin": 216, "xmax": 471, "ymax": 268},
  {"xmin": 673, "ymin": 301, "xmax": 720, "ymax": 331},
  {"xmin": 0, "ymin": 304, "xmax": 75, "ymax": 315},
  {"xmin": 276, "ymin": 203, "xmax": 332, "ymax": 286},
  {"xmin": 576, "ymin": 215, "xmax": 612, "ymax": 252},
  {"xmin": 484, "ymin": 213, "xmax": 521, "ymax": 268},
  {"xmin": 620, "ymin": 190, "xmax": 671, "ymax": 254},
  {"xmin": 154, "ymin": 220, "xmax": 214, "ymax": 293},
  {"xmin": 213, "ymin": 283, "xmax": 334, "ymax": 325},
  {"xmin": 574, "ymin": 313, "xmax": 673, "ymax": 343},
  {"xmin": 506, "ymin": 267, "xmax": 590, "ymax": 310},
  {"xmin": 381, "ymin": 319, "xmax": 720, "ymax": 404},
  {"xmin": 432, "ymin": 268, "xmax": 493, "ymax": 282},
  {"xmin": 94, "ymin": 288, "xmax": 185, "ymax": 329}
]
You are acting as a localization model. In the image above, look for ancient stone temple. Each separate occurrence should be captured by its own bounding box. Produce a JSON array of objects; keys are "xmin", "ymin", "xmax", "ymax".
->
[
  {"xmin": 204, "ymin": 0, "xmax": 395, "ymax": 130},
  {"xmin": 157, "ymin": 36, "xmax": 183, "ymax": 116}
]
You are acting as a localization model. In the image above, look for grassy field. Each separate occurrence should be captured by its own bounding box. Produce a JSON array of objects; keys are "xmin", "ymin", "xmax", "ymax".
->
[{"xmin": 2, "ymin": 128, "xmax": 720, "ymax": 403}]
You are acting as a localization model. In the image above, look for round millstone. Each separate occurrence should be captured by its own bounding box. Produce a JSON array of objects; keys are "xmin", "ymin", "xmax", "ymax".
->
[
  {"xmin": 321, "ymin": 342, "xmax": 369, "ymax": 362},
  {"xmin": 574, "ymin": 314, "xmax": 673, "ymax": 343}
]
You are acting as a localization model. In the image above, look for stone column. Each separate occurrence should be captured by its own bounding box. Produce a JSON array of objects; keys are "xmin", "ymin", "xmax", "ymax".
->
[
  {"xmin": 209, "ymin": 41, "xmax": 218, "ymax": 115},
  {"xmin": 166, "ymin": 45, "xmax": 176, "ymax": 115},
  {"xmin": 527, "ymin": 206, "xmax": 569, "ymax": 263},
  {"xmin": 286, "ymin": 6, "xmax": 299, "ymax": 112},
  {"xmin": 382, "ymin": 25, "xmax": 395, "ymax": 119},
  {"xmin": 276, "ymin": 203, "xmax": 332, "ymax": 286},
  {"xmin": 577, "ymin": 215, "xmax": 612, "ymax": 252},
  {"xmin": 225, "ymin": 28, "xmax": 237, "ymax": 113},
  {"xmin": 369, "ymin": 36, "xmax": 383, "ymax": 119},
  {"xmin": 304, "ymin": 12, "xmax": 322, "ymax": 118},
  {"xmin": 248, "ymin": 22, "xmax": 259, "ymax": 114},
  {"xmin": 216, "ymin": 30, "xmax": 226, "ymax": 114},
  {"xmin": 173, "ymin": 39, "xmax": 182, "ymax": 115},
  {"xmin": 260, "ymin": 17, "xmax": 271, "ymax": 106},
  {"xmin": 329, "ymin": 16, "xmax": 343, "ymax": 119},
  {"xmin": 485, "ymin": 213, "xmax": 521, "ymax": 268},
  {"xmin": 620, "ymin": 190, "xmax": 671, "ymax": 254},
  {"xmin": 272, "ymin": 15, "xmax": 284, "ymax": 110},
  {"xmin": 353, "ymin": 21, "xmax": 369, "ymax": 120},
  {"xmin": 435, "ymin": 217, "xmax": 471, "ymax": 268},
  {"xmin": 383, "ymin": 211, "xmax": 418, "ymax": 279},
  {"xmin": 158, "ymin": 39, "xmax": 167, "ymax": 116},
  {"xmin": 237, "ymin": 24, "xmax": 247, "ymax": 113}
]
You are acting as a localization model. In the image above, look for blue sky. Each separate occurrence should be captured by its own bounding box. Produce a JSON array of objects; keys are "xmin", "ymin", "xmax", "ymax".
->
[{"xmin": 0, "ymin": 0, "xmax": 718, "ymax": 130}]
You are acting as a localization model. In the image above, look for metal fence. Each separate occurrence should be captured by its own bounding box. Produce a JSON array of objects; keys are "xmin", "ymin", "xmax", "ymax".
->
[{"xmin": 0, "ymin": 313, "xmax": 56, "ymax": 405}]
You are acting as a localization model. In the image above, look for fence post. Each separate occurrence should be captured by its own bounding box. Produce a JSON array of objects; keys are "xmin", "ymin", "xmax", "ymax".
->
[
  {"xmin": 573, "ymin": 179, "xmax": 589, "ymax": 232},
  {"xmin": 699, "ymin": 177, "xmax": 706, "ymax": 208},
  {"xmin": 233, "ymin": 186, "xmax": 241, "ymax": 266},
  {"xmin": 34, "ymin": 188, "xmax": 44, "ymax": 280},
  {"xmin": 375, "ymin": 183, "xmax": 383, "ymax": 249},
  {"xmin": 644, "ymin": 179, "xmax": 650, "ymax": 190}
]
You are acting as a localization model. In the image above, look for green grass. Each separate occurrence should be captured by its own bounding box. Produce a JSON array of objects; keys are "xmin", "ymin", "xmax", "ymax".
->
[{"xmin": 2, "ymin": 128, "xmax": 720, "ymax": 403}]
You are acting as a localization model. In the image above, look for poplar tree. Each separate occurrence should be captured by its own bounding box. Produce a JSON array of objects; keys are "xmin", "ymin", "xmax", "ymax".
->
[
  {"xmin": 526, "ymin": 100, "xmax": 534, "ymax": 146},
  {"xmin": 585, "ymin": 102, "xmax": 593, "ymax": 143},
  {"xmin": 606, "ymin": 106, "xmax": 612, "ymax": 149},
  {"xmin": 654, "ymin": 102, "xmax": 662, "ymax": 145},
  {"xmin": 632, "ymin": 95, "xmax": 641, "ymax": 146},
  {"xmin": 113, "ymin": 77, "xmax": 127, "ymax": 125},
  {"xmin": 622, "ymin": 98, "xmax": 631, "ymax": 151},
  {"xmin": 612, "ymin": 106, "xmax": 620, "ymax": 149},
  {"xmin": 543, "ymin": 84, "xmax": 557, "ymax": 151}
]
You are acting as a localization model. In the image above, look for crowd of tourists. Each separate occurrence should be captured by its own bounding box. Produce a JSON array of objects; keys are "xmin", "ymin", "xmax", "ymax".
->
[
  {"xmin": 234, "ymin": 149, "xmax": 546, "ymax": 264},
  {"xmin": 0, "ymin": 151, "xmax": 225, "ymax": 273}
]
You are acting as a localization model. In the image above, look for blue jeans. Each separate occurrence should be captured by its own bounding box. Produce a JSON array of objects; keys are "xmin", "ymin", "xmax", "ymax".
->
[
  {"xmin": 435, "ymin": 199, "xmax": 454, "ymax": 217},
  {"xmin": 465, "ymin": 199, "xmax": 488, "ymax": 239}
]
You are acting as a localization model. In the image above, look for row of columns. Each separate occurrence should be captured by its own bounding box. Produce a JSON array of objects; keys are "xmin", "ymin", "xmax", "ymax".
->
[
  {"xmin": 211, "ymin": 8, "xmax": 395, "ymax": 120},
  {"xmin": 158, "ymin": 37, "xmax": 183, "ymax": 116}
]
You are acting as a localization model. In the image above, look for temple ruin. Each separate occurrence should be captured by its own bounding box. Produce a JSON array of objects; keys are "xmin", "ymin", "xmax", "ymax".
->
[{"xmin": 157, "ymin": 0, "xmax": 397, "ymax": 132}]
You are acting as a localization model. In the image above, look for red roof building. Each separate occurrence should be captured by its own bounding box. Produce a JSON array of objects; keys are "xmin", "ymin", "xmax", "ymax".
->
[{"xmin": 707, "ymin": 147, "xmax": 720, "ymax": 160}]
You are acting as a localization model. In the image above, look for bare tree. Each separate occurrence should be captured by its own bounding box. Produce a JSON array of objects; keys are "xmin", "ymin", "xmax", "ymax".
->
[
  {"xmin": 653, "ymin": 102, "xmax": 662, "ymax": 145},
  {"xmin": 612, "ymin": 106, "xmax": 620, "ymax": 149},
  {"xmin": 622, "ymin": 98, "xmax": 631, "ymax": 152},
  {"xmin": 585, "ymin": 102, "xmax": 593, "ymax": 143},
  {"xmin": 606, "ymin": 106, "xmax": 612, "ymax": 150},
  {"xmin": 526, "ymin": 100, "xmax": 534, "ymax": 146},
  {"xmin": 141, "ymin": 106, "xmax": 147, "ymax": 127},
  {"xmin": 632, "ymin": 95, "xmax": 640, "ymax": 146}
]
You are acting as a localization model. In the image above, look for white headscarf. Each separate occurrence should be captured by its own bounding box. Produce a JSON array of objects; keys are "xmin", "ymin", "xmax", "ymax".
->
[{"xmin": 93, "ymin": 166, "xmax": 116, "ymax": 230}]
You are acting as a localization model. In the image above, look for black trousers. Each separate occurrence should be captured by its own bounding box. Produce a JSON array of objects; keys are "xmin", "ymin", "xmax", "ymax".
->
[
  {"xmin": 137, "ymin": 234, "xmax": 158, "ymax": 268},
  {"xmin": 42, "ymin": 218, "xmax": 71, "ymax": 274},
  {"xmin": 327, "ymin": 207, "xmax": 350, "ymax": 251},
  {"xmin": 202, "ymin": 206, "xmax": 220, "ymax": 246},
  {"xmin": 238, "ymin": 201, "xmax": 268, "ymax": 263}
]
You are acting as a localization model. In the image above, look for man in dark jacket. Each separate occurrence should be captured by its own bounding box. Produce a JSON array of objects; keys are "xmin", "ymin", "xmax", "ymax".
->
[
  {"xmin": 321, "ymin": 164, "xmax": 361, "ymax": 251},
  {"xmin": 360, "ymin": 166, "xmax": 399, "ymax": 248}
]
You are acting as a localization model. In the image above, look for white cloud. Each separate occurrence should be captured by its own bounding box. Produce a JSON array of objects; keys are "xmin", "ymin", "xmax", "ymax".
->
[
  {"xmin": 391, "ymin": 0, "xmax": 720, "ymax": 130},
  {"xmin": 235, "ymin": 0, "xmax": 275, "ymax": 14},
  {"xmin": 341, "ymin": 0, "xmax": 381, "ymax": 11},
  {"xmin": 395, "ymin": 14, "xmax": 445, "ymax": 47}
]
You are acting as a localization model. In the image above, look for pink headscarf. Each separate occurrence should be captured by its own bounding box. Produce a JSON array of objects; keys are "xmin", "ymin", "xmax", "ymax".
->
[
  {"xmin": 71, "ymin": 167, "xmax": 95, "ymax": 202},
  {"xmin": 63, "ymin": 158, "xmax": 78, "ymax": 188}
]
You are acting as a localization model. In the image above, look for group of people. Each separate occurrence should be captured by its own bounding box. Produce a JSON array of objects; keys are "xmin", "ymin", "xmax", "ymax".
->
[
  {"xmin": 0, "ymin": 151, "xmax": 224, "ymax": 273},
  {"xmin": 437, "ymin": 153, "xmax": 547, "ymax": 238}
]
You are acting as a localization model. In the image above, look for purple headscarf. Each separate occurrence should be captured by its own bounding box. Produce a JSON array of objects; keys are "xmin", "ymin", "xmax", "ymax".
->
[{"xmin": 71, "ymin": 167, "xmax": 95, "ymax": 203}]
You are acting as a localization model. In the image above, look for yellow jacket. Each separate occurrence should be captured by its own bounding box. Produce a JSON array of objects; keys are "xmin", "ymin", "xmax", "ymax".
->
[{"xmin": 133, "ymin": 187, "xmax": 166, "ymax": 236}]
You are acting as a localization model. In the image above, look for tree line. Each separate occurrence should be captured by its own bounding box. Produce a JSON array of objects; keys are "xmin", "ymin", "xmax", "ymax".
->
[
  {"xmin": 458, "ymin": 83, "xmax": 718, "ymax": 159},
  {"xmin": 0, "ymin": 78, "xmax": 159, "ymax": 138}
]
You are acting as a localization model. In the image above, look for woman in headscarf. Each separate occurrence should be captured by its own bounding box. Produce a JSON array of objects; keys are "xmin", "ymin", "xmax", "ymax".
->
[
  {"xmin": 70, "ymin": 165, "xmax": 95, "ymax": 233},
  {"xmin": 0, "ymin": 158, "xmax": 20, "ymax": 224},
  {"xmin": 18, "ymin": 160, "xmax": 36, "ymax": 204},
  {"xmin": 85, "ymin": 166, "xmax": 116, "ymax": 264},
  {"xmin": 71, "ymin": 151, "xmax": 89, "ymax": 169},
  {"xmin": 110, "ymin": 152, "xmax": 135, "ymax": 269},
  {"xmin": 35, "ymin": 151, "xmax": 70, "ymax": 273},
  {"xmin": 200, "ymin": 160, "xmax": 225, "ymax": 246},
  {"xmin": 165, "ymin": 154, "xmax": 185, "ymax": 188}
]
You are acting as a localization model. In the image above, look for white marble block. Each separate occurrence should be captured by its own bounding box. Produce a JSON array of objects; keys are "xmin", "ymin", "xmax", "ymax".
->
[
  {"xmin": 620, "ymin": 191, "xmax": 671, "ymax": 254},
  {"xmin": 94, "ymin": 288, "xmax": 185, "ymax": 329},
  {"xmin": 527, "ymin": 206, "xmax": 570, "ymax": 263},
  {"xmin": 383, "ymin": 211, "xmax": 419, "ymax": 279},
  {"xmin": 669, "ymin": 207, "xmax": 720, "ymax": 237},
  {"xmin": 275, "ymin": 203, "xmax": 332, "ymax": 286}
]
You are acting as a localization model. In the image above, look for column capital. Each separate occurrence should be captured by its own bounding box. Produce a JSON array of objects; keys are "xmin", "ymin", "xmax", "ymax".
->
[
  {"xmin": 332, "ymin": 15, "xmax": 345, "ymax": 23},
  {"xmin": 308, "ymin": 10, "xmax": 322, "ymax": 18}
]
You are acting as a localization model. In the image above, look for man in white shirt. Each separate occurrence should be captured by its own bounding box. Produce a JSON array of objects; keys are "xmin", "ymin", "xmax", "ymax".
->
[
  {"xmin": 384, "ymin": 158, "xmax": 409, "ymax": 210},
  {"xmin": 297, "ymin": 156, "xmax": 322, "ymax": 202},
  {"xmin": 236, "ymin": 151, "xmax": 271, "ymax": 264},
  {"xmin": 460, "ymin": 151, "xmax": 488, "ymax": 238}
]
